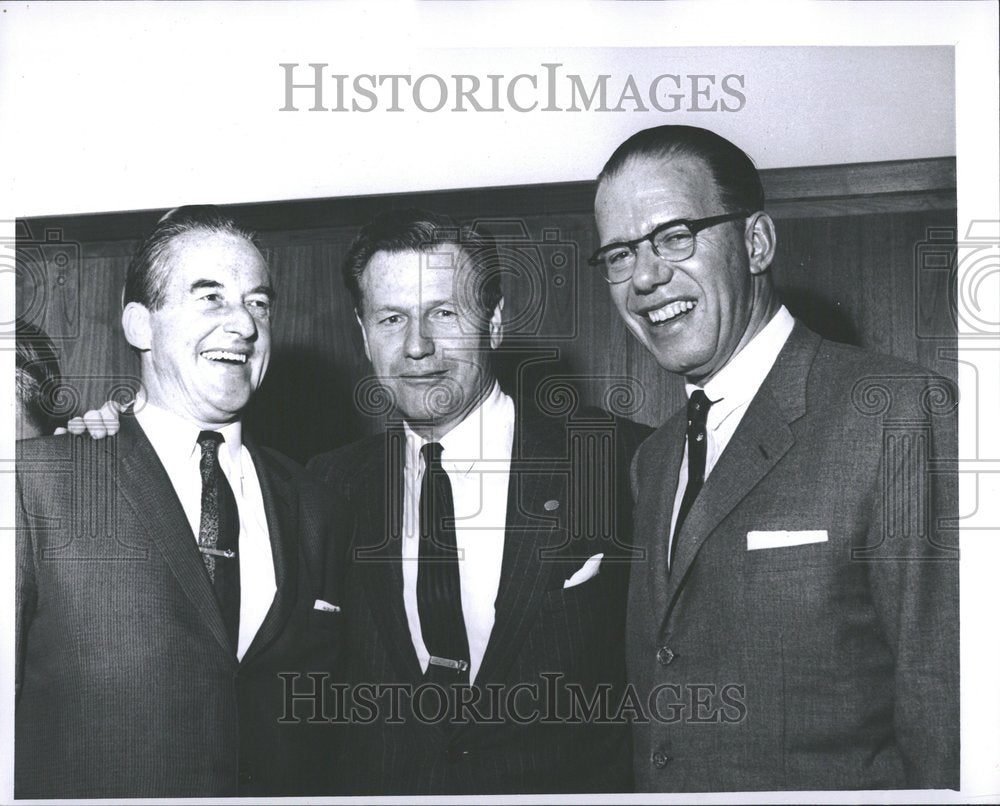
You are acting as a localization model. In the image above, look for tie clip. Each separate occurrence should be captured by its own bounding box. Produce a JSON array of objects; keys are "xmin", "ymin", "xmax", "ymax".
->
[
  {"xmin": 428, "ymin": 655, "xmax": 469, "ymax": 672},
  {"xmin": 199, "ymin": 547, "xmax": 236, "ymax": 559}
]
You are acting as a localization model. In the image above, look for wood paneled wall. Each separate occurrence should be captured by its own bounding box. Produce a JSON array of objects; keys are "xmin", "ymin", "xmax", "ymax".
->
[{"xmin": 16, "ymin": 158, "xmax": 956, "ymax": 462}]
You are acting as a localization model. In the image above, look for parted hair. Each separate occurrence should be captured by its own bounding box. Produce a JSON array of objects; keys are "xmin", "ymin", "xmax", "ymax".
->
[
  {"xmin": 122, "ymin": 205, "xmax": 258, "ymax": 310},
  {"xmin": 598, "ymin": 124, "xmax": 765, "ymax": 214}
]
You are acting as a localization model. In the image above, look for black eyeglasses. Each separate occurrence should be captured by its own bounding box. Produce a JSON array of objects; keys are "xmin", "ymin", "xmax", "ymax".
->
[{"xmin": 589, "ymin": 211, "xmax": 749, "ymax": 284}]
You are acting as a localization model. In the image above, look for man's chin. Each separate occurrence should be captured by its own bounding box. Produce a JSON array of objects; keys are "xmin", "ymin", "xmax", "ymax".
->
[
  {"xmin": 394, "ymin": 386, "xmax": 469, "ymax": 423},
  {"xmin": 396, "ymin": 404, "xmax": 459, "ymax": 429},
  {"xmin": 197, "ymin": 392, "xmax": 253, "ymax": 425},
  {"xmin": 648, "ymin": 346, "xmax": 709, "ymax": 379}
]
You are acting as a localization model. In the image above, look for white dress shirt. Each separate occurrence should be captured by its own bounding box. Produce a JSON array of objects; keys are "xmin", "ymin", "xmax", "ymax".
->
[
  {"xmin": 401, "ymin": 381, "xmax": 515, "ymax": 684},
  {"xmin": 667, "ymin": 306, "xmax": 796, "ymax": 560},
  {"xmin": 134, "ymin": 402, "xmax": 276, "ymax": 660}
]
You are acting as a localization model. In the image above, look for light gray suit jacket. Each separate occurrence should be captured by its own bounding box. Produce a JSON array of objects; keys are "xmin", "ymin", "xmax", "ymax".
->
[{"xmin": 627, "ymin": 322, "xmax": 959, "ymax": 792}]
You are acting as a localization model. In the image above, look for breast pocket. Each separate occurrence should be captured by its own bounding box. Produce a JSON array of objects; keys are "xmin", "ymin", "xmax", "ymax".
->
[
  {"xmin": 535, "ymin": 569, "xmax": 625, "ymax": 671},
  {"xmin": 743, "ymin": 532, "xmax": 840, "ymax": 575},
  {"xmin": 304, "ymin": 607, "xmax": 344, "ymax": 661}
]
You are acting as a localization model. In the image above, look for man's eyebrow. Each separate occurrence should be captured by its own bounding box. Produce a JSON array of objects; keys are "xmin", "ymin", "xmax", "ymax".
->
[
  {"xmin": 424, "ymin": 297, "xmax": 454, "ymax": 308},
  {"xmin": 249, "ymin": 284, "xmax": 277, "ymax": 302},
  {"xmin": 188, "ymin": 279, "xmax": 277, "ymax": 301},
  {"xmin": 190, "ymin": 279, "xmax": 223, "ymax": 293}
]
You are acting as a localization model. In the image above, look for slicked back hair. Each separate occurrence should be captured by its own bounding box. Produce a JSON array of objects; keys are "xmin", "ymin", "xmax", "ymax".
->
[
  {"xmin": 597, "ymin": 124, "xmax": 765, "ymax": 214},
  {"xmin": 122, "ymin": 205, "xmax": 258, "ymax": 311},
  {"xmin": 342, "ymin": 208, "xmax": 503, "ymax": 319}
]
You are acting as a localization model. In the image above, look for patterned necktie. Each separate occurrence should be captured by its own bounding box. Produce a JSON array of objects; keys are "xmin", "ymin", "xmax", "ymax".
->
[
  {"xmin": 416, "ymin": 442, "xmax": 471, "ymax": 686},
  {"xmin": 670, "ymin": 390, "xmax": 713, "ymax": 570},
  {"xmin": 197, "ymin": 431, "xmax": 241, "ymax": 652}
]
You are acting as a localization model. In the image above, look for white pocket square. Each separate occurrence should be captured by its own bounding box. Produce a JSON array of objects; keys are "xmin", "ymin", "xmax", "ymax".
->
[
  {"xmin": 313, "ymin": 599, "xmax": 341, "ymax": 613},
  {"xmin": 747, "ymin": 530, "xmax": 828, "ymax": 551},
  {"xmin": 563, "ymin": 553, "xmax": 604, "ymax": 589}
]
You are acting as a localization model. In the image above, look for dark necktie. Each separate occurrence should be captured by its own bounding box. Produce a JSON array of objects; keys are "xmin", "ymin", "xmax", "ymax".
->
[
  {"xmin": 416, "ymin": 442, "xmax": 471, "ymax": 686},
  {"xmin": 670, "ymin": 390, "xmax": 713, "ymax": 570},
  {"xmin": 197, "ymin": 431, "xmax": 241, "ymax": 653}
]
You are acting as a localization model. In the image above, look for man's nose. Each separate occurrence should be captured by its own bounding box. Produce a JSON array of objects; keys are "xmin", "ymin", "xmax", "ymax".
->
[
  {"xmin": 223, "ymin": 303, "xmax": 258, "ymax": 339},
  {"xmin": 630, "ymin": 241, "xmax": 674, "ymax": 293},
  {"xmin": 403, "ymin": 320, "xmax": 434, "ymax": 359}
]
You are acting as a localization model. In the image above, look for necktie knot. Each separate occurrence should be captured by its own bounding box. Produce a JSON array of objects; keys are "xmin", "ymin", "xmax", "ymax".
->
[
  {"xmin": 421, "ymin": 441, "xmax": 444, "ymax": 469},
  {"xmin": 198, "ymin": 431, "xmax": 226, "ymax": 482},
  {"xmin": 198, "ymin": 430, "xmax": 225, "ymax": 454}
]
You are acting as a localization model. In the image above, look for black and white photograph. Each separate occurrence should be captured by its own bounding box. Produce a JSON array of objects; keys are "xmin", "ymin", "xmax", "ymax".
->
[{"xmin": 2, "ymin": 2, "xmax": 998, "ymax": 803}]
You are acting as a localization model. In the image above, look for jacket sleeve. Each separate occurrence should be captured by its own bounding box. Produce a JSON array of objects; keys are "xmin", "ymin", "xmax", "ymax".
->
[{"xmin": 865, "ymin": 380, "xmax": 960, "ymax": 789}]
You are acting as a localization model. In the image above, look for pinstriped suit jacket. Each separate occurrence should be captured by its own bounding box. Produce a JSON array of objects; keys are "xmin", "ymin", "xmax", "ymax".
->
[
  {"xmin": 15, "ymin": 414, "xmax": 347, "ymax": 798},
  {"xmin": 627, "ymin": 322, "xmax": 959, "ymax": 792},
  {"xmin": 309, "ymin": 405, "xmax": 650, "ymax": 795}
]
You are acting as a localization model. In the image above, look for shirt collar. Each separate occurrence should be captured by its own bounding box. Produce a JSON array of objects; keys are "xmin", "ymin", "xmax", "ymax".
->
[
  {"xmin": 685, "ymin": 305, "xmax": 795, "ymax": 431},
  {"xmin": 134, "ymin": 400, "xmax": 243, "ymax": 466},
  {"xmin": 404, "ymin": 381, "xmax": 510, "ymax": 475}
]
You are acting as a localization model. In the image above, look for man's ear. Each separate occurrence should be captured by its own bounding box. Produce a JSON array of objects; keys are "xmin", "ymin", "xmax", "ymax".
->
[
  {"xmin": 745, "ymin": 212, "xmax": 777, "ymax": 276},
  {"xmin": 355, "ymin": 310, "xmax": 372, "ymax": 362},
  {"xmin": 122, "ymin": 302, "xmax": 152, "ymax": 351},
  {"xmin": 488, "ymin": 297, "xmax": 504, "ymax": 350}
]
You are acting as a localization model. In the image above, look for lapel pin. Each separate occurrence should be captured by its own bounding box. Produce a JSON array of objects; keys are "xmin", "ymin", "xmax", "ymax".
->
[{"xmin": 544, "ymin": 499, "xmax": 560, "ymax": 511}]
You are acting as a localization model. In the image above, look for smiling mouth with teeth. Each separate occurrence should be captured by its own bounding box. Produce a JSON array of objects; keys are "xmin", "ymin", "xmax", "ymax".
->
[
  {"xmin": 646, "ymin": 300, "xmax": 696, "ymax": 325},
  {"xmin": 201, "ymin": 350, "xmax": 249, "ymax": 365}
]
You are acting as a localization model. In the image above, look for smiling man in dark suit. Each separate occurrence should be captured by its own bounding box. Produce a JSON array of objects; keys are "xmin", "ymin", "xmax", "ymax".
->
[
  {"xmin": 307, "ymin": 209, "xmax": 646, "ymax": 795},
  {"xmin": 15, "ymin": 206, "xmax": 344, "ymax": 798},
  {"xmin": 592, "ymin": 125, "xmax": 959, "ymax": 791}
]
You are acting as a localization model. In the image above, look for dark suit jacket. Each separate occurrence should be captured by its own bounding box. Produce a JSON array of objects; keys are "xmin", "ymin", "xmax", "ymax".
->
[
  {"xmin": 308, "ymin": 405, "xmax": 650, "ymax": 795},
  {"xmin": 628, "ymin": 322, "xmax": 959, "ymax": 792},
  {"xmin": 15, "ymin": 415, "xmax": 346, "ymax": 798}
]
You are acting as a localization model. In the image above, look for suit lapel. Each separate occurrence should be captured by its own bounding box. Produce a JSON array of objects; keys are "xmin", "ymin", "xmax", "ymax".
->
[
  {"xmin": 113, "ymin": 415, "xmax": 235, "ymax": 662},
  {"xmin": 473, "ymin": 410, "xmax": 566, "ymax": 691},
  {"xmin": 240, "ymin": 441, "xmax": 299, "ymax": 666},
  {"xmin": 357, "ymin": 429, "xmax": 424, "ymax": 683},
  {"xmin": 633, "ymin": 414, "xmax": 686, "ymax": 622},
  {"xmin": 660, "ymin": 323, "xmax": 820, "ymax": 621}
]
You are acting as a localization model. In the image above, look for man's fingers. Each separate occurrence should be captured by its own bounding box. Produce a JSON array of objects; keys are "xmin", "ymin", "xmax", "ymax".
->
[
  {"xmin": 102, "ymin": 400, "xmax": 125, "ymax": 418},
  {"xmin": 83, "ymin": 414, "xmax": 109, "ymax": 439},
  {"xmin": 98, "ymin": 400, "xmax": 124, "ymax": 435},
  {"xmin": 100, "ymin": 414, "xmax": 121, "ymax": 436},
  {"xmin": 64, "ymin": 399, "xmax": 128, "ymax": 439},
  {"xmin": 65, "ymin": 412, "xmax": 119, "ymax": 439}
]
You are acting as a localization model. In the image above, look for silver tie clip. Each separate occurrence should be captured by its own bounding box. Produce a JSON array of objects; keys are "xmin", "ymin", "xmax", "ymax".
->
[
  {"xmin": 199, "ymin": 547, "xmax": 236, "ymax": 559},
  {"xmin": 428, "ymin": 655, "xmax": 469, "ymax": 672}
]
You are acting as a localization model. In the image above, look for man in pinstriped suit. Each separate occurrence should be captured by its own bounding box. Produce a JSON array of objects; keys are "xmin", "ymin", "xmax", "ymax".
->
[{"xmin": 308, "ymin": 209, "xmax": 649, "ymax": 794}]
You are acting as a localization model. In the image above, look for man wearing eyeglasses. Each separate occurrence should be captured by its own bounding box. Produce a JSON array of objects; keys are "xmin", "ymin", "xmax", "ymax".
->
[{"xmin": 592, "ymin": 125, "xmax": 958, "ymax": 792}]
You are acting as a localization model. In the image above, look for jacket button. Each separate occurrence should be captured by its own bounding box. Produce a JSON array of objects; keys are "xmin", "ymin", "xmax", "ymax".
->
[
  {"xmin": 651, "ymin": 751, "xmax": 671, "ymax": 769},
  {"xmin": 656, "ymin": 646, "xmax": 675, "ymax": 666}
]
